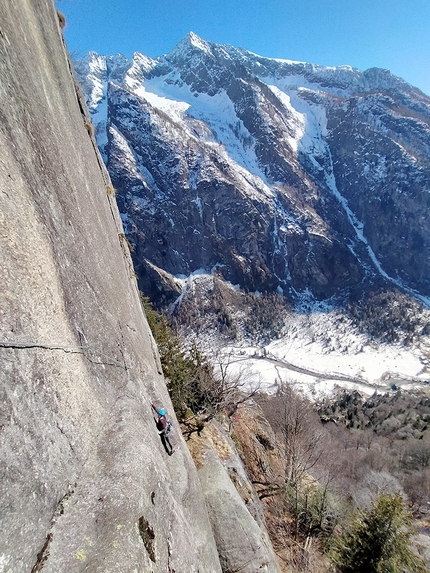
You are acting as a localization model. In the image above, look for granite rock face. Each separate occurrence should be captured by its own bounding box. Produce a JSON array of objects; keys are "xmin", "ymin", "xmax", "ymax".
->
[
  {"xmin": 75, "ymin": 33, "xmax": 430, "ymax": 307},
  {"xmin": 187, "ymin": 421, "xmax": 282, "ymax": 573},
  {"xmin": 0, "ymin": 2, "xmax": 223, "ymax": 572}
]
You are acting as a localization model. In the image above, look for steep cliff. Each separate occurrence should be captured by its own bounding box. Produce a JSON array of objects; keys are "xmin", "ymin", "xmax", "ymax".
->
[{"xmin": 0, "ymin": 2, "xmax": 224, "ymax": 571}]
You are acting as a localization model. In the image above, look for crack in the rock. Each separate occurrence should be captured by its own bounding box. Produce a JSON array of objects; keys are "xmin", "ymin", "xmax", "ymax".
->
[
  {"xmin": 0, "ymin": 341, "xmax": 126, "ymax": 369},
  {"xmin": 30, "ymin": 533, "xmax": 52, "ymax": 573},
  {"xmin": 30, "ymin": 487, "xmax": 75, "ymax": 572}
]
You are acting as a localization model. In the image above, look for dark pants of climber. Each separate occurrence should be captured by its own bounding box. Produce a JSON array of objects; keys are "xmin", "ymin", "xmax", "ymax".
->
[{"xmin": 161, "ymin": 432, "xmax": 173, "ymax": 455}]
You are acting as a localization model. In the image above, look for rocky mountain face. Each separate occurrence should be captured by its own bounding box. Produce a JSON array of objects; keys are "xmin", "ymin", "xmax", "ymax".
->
[
  {"xmin": 0, "ymin": 4, "xmax": 282, "ymax": 572},
  {"xmin": 75, "ymin": 33, "xmax": 430, "ymax": 310}
]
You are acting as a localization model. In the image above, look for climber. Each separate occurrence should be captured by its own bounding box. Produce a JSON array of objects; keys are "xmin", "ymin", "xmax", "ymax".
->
[{"xmin": 151, "ymin": 403, "xmax": 174, "ymax": 455}]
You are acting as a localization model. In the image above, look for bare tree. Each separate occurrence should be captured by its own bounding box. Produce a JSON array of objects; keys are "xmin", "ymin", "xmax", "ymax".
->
[
  {"xmin": 259, "ymin": 382, "xmax": 336, "ymax": 542},
  {"xmin": 276, "ymin": 383, "xmax": 325, "ymax": 487},
  {"xmin": 212, "ymin": 350, "xmax": 261, "ymax": 419},
  {"xmin": 181, "ymin": 346, "xmax": 261, "ymax": 437}
]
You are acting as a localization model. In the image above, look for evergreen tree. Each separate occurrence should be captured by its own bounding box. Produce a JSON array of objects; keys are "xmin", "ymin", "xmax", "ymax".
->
[
  {"xmin": 141, "ymin": 294, "xmax": 189, "ymax": 417},
  {"xmin": 140, "ymin": 294, "xmax": 219, "ymax": 423},
  {"xmin": 329, "ymin": 493, "xmax": 426, "ymax": 573}
]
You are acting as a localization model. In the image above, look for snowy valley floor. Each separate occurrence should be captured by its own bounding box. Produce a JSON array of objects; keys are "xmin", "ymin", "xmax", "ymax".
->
[{"xmin": 214, "ymin": 311, "xmax": 430, "ymax": 399}]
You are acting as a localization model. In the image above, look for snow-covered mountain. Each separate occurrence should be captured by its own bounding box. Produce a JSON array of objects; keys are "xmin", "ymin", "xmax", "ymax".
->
[
  {"xmin": 74, "ymin": 32, "xmax": 430, "ymax": 311},
  {"xmin": 73, "ymin": 32, "xmax": 430, "ymax": 392}
]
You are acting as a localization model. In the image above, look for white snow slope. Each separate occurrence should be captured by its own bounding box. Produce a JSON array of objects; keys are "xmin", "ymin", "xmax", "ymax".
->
[{"xmin": 177, "ymin": 273, "xmax": 430, "ymax": 400}]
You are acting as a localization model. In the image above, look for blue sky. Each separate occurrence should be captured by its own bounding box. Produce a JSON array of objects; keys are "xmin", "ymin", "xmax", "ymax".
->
[{"xmin": 59, "ymin": 0, "xmax": 430, "ymax": 96}]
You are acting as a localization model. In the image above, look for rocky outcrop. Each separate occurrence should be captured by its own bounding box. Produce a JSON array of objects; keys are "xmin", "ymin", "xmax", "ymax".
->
[
  {"xmin": 187, "ymin": 421, "xmax": 282, "ymax": 573},
  {"xmin": 0, "ymin": 2, "xmax": 224, "ymax": 571}
]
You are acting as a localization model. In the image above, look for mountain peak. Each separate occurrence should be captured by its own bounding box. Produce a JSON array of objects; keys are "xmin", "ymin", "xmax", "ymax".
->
[
  {"xmin": 166, "ymin": 32, "xmax": 214, "ymax": 62},
  {"xmin": 187, "ymin": 31, "xmax": 211, "ymax": 51}
]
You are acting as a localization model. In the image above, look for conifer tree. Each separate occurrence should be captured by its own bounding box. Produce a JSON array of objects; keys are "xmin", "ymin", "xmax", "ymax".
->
[
  {"xmin": 329, "ymin": 492, "xmax": 426, "ymax": 573},
  {"xmin": 140, "ymin": 294, "xmax": 218, "ymax": 422},
  {"xmin": 141, "ymin": 293, "xmax": 257, "ymax": 427},
  {"xmin": 140, "ymin": 294, "xmax": 189, "ymax": 417}
]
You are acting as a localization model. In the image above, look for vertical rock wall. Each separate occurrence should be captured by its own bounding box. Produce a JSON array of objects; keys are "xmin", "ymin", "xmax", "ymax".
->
[{"xmin": 0, "ymin": 1, "xmax": 221, "ymax": 571}]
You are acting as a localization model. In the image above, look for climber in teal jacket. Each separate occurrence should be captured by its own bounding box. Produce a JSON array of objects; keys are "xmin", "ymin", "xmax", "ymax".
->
[{"xmin": 151, "ymin": 403, "xmax": 173, "ymax": 455}]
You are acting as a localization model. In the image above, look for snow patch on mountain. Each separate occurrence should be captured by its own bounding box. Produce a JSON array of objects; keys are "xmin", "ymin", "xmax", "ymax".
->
[
  {"xmin": 266, "ymin": 85, "xmax": 305, "ymax": 153},
  {"xmin": 134, "ymin": 82, "xmax": 191, "ymax": 120},
  {"xmin": 188, "ymin": 31, "xmax": 213, "ymax": 54},
  {"xmin": 109, "ymin": 124, "xmax": 164, "ymax": 202},
  {"xmin": 132, "ymin": 73, "xmax": 268, "ymax": 181},
  {"xmin": 84, "ymin": 52, "xmax": 107, "ymax": 111},
  {"xmin": 261, "ymin": 81, "xmax": 389, "ymax": 280}
]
